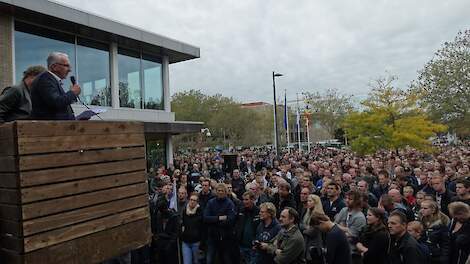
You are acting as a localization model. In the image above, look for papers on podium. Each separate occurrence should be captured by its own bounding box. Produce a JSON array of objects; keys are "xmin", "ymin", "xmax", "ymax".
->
[{"xmin": 76, "ymin": 108, "xmax": 107, "ymax": 120}]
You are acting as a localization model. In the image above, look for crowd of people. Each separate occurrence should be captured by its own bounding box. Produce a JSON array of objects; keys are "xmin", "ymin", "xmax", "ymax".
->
[
  {"xmin": 147, "ymin": 144, "xmax": 470, "ymax": 264},
  {"xmin": 2, "ymin": 53, "xmax": 468, "ymax": 264}
]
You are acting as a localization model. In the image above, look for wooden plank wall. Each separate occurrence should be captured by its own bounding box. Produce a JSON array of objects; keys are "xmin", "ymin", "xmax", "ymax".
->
[{"xmin": 0, "ymin": 121, "xmax": 152, "ymax": 264}]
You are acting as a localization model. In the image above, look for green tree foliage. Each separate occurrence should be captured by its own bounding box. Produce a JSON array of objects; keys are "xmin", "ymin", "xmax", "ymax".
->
[
  {"xmin": 171, "ymin": 90, "xmax": 274, "ymax": 149},
  {"xmin": 343, "ymin": 76, "xmax": 447, "ymax": 155},
  {"xmin": 303, "ymin": 88, "xmax": 354, "ymax": 137},
  {"xmin": 415, "ymin": 30, "xmax": 470, "ymax": 137}
]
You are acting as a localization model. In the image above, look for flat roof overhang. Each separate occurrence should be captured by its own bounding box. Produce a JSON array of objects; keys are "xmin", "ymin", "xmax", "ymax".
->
[
  {"xmin": 0, "ymin": 0, "xmax": 200, "ymax": 63},
  {"xmin": 144, "ymin": 121, "xmax": 204, "ymax": 135}
]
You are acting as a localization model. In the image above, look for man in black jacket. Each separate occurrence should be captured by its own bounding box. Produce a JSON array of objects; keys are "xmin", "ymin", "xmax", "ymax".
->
[
  {"xmin": 272, "ymin": 181, "xmax": 297, "ymax": 218},
  {"xmin": 0, "ymin": 65, "xmax": 46, "ymax": 122},
  {"xmin": 388, "ymin": 211, "xmax": 425, "ymax": 264},
  {"xmin": 31, "ymin": 52, "xmax": 81, "ymax": 120},
  {"xmin": 431, "ymin": 172, "xmax": 456, "ymax": 215},
  {"xmin": 235, "ymin": 191, "xmax": 260, "ymax": 264}
]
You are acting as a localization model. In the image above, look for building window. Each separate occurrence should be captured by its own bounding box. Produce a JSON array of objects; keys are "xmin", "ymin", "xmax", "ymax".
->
[
  {"xmin": 76, "ymin": 38, "xmax": 111, "ymax": 106},
  {"xmin": 14, "ymin": 22, "xmax": 75, "ymax": 88},
  {"xmin": 14, "ymin": 22, "xmax": 112, "ymax": 106},
  {"xmin": 142, "ymin": 55, "xmax": 163, "ymax": 110},
  {"xmin": 118, "ymin": 49, "xmax": 164, "ymax": 110},
  {"xmin": 118, "ymin": 49, "xmax": 142, "ymax": 109}
]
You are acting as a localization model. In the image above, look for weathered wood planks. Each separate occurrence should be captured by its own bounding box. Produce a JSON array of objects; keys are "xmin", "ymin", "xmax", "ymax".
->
[{"xmin": 0, "ymin": 121, "xmax": 151, "ymax": 263}]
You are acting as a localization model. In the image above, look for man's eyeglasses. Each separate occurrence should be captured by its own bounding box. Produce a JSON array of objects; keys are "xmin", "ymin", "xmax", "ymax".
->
[{"xmin": 55, "ymin": 63, "xmax": 71, "ymax": 68}]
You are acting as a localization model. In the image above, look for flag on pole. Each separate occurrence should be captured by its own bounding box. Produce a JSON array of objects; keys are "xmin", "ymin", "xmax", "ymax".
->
[
  {"xmin": 296, "ymin": 109, "xmax": 300, "ymax": 133},
  {"xmin": 283, "ymin": 92, "xmax": 288, "ymax": 130}
]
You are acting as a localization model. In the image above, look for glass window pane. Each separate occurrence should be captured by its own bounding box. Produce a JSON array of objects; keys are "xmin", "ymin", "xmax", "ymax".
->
[
  {"xmin": 14, "ymin": 24, "xmax": 75, "ymax": 89},
  {"xmin": 118, "ymin": 51, "xmax": 141, "ymax": 109},
  {"xmin": 76, "ymin": 39, "xmax": 111, "ymax": 106},
  {"xmin": 142, "ymin": 59, "xmax": 163, "ymax": 110}
]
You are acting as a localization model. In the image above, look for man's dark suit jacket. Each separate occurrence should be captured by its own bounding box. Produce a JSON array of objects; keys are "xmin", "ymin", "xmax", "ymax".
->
[{"xmin": 31, "ymin": 71, "xmax": 76, "ymax": 120}]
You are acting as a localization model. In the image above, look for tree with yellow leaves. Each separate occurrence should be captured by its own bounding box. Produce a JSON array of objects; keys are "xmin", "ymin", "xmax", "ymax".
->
[{"xmin": 343, "ymin": 76, "xmax": 447, "ymax": 155}]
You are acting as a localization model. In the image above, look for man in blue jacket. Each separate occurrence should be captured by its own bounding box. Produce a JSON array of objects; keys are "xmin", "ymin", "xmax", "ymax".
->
[{"xmin": 204, "ymin": 182, "xmax": 236, "ymax": 264}]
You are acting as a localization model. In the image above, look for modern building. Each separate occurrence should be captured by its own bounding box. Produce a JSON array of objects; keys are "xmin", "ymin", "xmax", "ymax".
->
[{"xmin": 0, "ymin": 0, "xmax": 203, "ymax": 167}]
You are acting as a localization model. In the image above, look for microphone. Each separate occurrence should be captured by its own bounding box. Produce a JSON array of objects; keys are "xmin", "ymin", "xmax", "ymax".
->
[{"xmin": 70, "ymin": 76, "xmax": 104, "ymax": 121}]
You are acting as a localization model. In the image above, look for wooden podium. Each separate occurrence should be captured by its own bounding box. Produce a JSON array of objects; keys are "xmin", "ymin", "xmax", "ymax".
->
[{"xmin": 0, "ymin": 121, "xmax": 151, "ymax": 264}]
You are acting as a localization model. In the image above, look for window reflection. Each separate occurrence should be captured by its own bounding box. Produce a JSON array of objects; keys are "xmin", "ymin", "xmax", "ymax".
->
[
  {"xmin": 14, "ymin": 23, "xmax": 75, "ymax": 89},
  {"xmin": 142, "ymin": 57, "xmax": 163, "ymax": 110},
  {"xmin": 118, "ymin": 50, "xmax": 141, "ymax": 109},
  {"xmin": 76, "ymin": 39, "xmax": 111, "ymax": 106}
]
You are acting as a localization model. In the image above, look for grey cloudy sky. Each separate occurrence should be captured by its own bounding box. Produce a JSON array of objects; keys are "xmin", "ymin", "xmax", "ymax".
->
[{"xmin": 57, "ymin": 0, "xmax": 470, "ymax": 103}]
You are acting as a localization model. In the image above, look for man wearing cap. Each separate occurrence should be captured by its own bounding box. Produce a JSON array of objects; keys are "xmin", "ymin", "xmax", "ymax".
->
[{"xmin": 0, "ymin": 65, "xmax": 46, "ymax": 122}]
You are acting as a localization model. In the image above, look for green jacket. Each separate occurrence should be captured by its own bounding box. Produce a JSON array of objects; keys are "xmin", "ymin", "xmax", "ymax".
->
[
  {"xmin": 0, "ymin": 81, "xmax": 31, "ymax": 122},
  {"xmin": 266, "ymin": 225, "xmax": 306, "ymax": 264}
]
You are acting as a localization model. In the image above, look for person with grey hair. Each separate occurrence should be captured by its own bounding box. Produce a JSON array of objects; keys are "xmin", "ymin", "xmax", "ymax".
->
[
  {"xmin": 0, "ymin": 65, "xmax": 46, "ymax": 122},
  {"xmin": 31, "ymin": 52, "xmax": 81, "ymax": 120}
]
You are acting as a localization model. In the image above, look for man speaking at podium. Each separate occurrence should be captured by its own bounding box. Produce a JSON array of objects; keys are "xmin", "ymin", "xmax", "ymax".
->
[{"xmin": 31, "ymin": 52, "xmax": 81, "ymax": 120}]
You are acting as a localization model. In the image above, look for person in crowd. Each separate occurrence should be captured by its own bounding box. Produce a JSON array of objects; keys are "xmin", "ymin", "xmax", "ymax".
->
[
  {"xmin": 189, "ymin": 164, "xmax": 202, "ymax": 192},
  {"xmin": 231, "ymin": 169, "xmax": 246, "ymax": 199},
  {"xmin": 247, "ymin": 181, "xmax": 271, "ymax": 207},
  {"xmin": 301, "ymin": 194, "xmax": 324, "ymax": 230},
  {"xmin": 177, "ymin": 186, "xmax": 188, "ymax": 216},
  {"xmin": 373, "ymin": 170, "xmax": 390, "ymax": 199},
  {"xmin": 453, "ymin": 179, "xmax": 470, "ymax": 206},
  {"xmin": 403, "ymin": 186, "xmax": 416, "ymax": 206},
  {"xmin": 255, "ymin": 202, "xmax": 281, "ymax": 264},
  {"xmin": 380, "ymin": 194, "xmax": 415, "ymax": 222},
  {"xmin": 30, "ymin": 52, "xmax": 81, "ymax": 120},
  {"xmin": 356, "ymin": 207, "xmax": 390, "ymax": 264},
  {"xmin": 388, "ymin": 211, "xmax": 425, "ymax": 264},
  {"xmin": 357, "ymin": 179, "xmax": 378, "ymax": 207},
  {"xmin": 430, "ymin": 171, "xmax": 456, "ymax": 216},
  {"xmin": 302, "ymin": 194, "xmax": 324, "ymax": 264},
  {"xmin": 203, "ymin": 183, "xmax": 236, "ymax": 264},
  {"xmin": 322, "ymin": 182, "xmax": 346, "ymax": 221},
  {"xmin": 406, "ymin": 220, "xmax": 431, "ymax": 260},
  {"xmin": 226, "ymin": 182, "xmax": 243, "ymax": 213},
  {"xmin": 334, "ymin": 190, "xmax": 367, "ymax": 264},
  {"xmin": 412, "ymin": 191, "xmax": 426, "ymax": 219},
  {"xmin": 210, "ymin": 159, "xmax": 224, "ymax": 181},
  {"xmin": 310, "ymin": 212, "xmax": 352, "ymax": 264},
  {"xmin": 0, "ymin": 65, "xmax": 46, "ymax": 122},
  {"xmin": 294, "ymin": 175, "xmax": 315, "ymax": 207},
  {"xmin": 272, "ymin": 181, "xmax": 297, "ymax": 217},
  {"xmin": 419, "ymin": 200, "xmax": 450, "ymax": 264},
  {"xmin": 260, "ymin": 207, "xmax": 305, "ymax": 264},
  {"xmin": 181, "ymin": 193, "xmax": 203, "ymax": 264},
  {"xmin": 198, "ymin": 179, "xmax": 214, "ymax": 211},
  {"xmin": 448, "ymin": 202, "xmax": 470, "ymax": 264},
  {"xmin": 153, "ymin": 184, "xmax": 179, "ymax": 263},
  {"xmin": 298, "ymin": 187, "xmax": 311, "ymax": 221},
  {"xmin": 235, "ymin": 191, "xmax": 260, "ymax": 264}
]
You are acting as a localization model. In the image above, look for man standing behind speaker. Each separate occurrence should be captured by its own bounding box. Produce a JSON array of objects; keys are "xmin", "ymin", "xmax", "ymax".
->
[{"xmin": 31, "ymin": 52, "xmax": 81, "ymax": 120}]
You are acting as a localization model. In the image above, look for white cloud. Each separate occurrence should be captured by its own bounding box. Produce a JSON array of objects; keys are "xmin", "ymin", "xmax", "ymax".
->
[{"xmin": 56, "ymin": 0, "xmax": 470, "ymax": 102}]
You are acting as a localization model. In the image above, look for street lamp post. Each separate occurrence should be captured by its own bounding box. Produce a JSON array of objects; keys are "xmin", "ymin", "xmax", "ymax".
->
[{"xmin": 272, "ymin": 71, "xmax": 283, "ymax": 158}]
